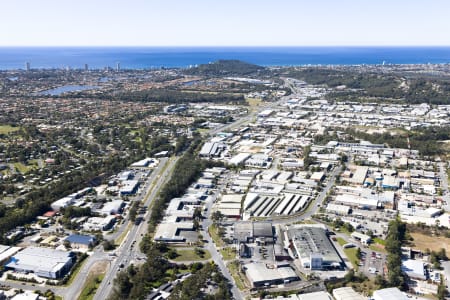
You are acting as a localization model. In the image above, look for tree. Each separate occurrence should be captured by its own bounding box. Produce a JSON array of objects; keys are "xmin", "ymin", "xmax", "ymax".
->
[
  {"xmin": 356, "ymin": 247, "xmax": 362, "ymax": 260},
  {"xmin": 63, "ymin": 240, "xmax": 71, "ymax": 250},
  {"xmin": 211, "ymin": 211, "xmax": 225, "ymax": 224},
  {"xmin": 103, "ymin": 240, "xmax": 116, "ymax": 251},
  {"xmin": 437, "ymin": 277, "xmax": 449, "ymax": 300}
]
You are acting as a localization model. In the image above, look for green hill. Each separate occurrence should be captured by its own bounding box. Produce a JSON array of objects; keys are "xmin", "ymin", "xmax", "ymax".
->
[{"xmin": 184, "ymin": 59, "xmax": 265, "ymax": 76}]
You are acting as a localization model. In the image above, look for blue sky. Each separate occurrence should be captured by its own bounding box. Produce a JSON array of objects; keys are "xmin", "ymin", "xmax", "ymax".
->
[{"xmin": 2, "ymin": 0, "xmax": 450, "ymax": 46}]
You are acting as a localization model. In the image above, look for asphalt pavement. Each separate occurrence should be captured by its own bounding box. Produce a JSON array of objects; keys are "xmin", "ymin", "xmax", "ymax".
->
[{"xmin": 94, "ymin": 157, "xmax": 177, "ymax": 300}]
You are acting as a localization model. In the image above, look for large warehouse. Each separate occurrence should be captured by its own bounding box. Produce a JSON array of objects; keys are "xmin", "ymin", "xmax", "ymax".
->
[
  {"xmin": 284, "ymin": 224, "xmax": 343, "ymax": 270},
  {"xmin": 5, "ymin": 247, "xmax": 74, "ymax": 279},
  {"xmin": 244, "ymin": 262, "xmax": 299, "ymax": 287},
  {"xmin": 234, "ymin": 221, "xmax": 273, "ymax": 243}
]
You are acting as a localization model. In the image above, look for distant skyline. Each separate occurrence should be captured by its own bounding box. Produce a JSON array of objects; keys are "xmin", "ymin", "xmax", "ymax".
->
[{"xmin": 2, "ymin": 0, "xmax": 450, "ymax": 47}]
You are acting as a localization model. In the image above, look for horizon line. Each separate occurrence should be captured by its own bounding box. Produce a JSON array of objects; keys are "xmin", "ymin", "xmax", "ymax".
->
[{"xmin": 1, "ymin": 45, "xmax": 450, "ymax": 48}]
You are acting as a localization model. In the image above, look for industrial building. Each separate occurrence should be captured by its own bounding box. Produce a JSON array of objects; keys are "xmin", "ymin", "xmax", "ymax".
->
[
  {"xmin": 199, "ymin": 142, "xmax": 225, "ymax": 158},
  {"xmin": 153, "ymin": 222, "xmax": 194, "ymax": 243},
  {"xmin": 96, "ymin": 199, "xmax": 125, "ymax": 215},
  {"xmin": 65, "ymin": 234, "xmax": 96, "ymax": 250},
  {"xmin": 82, "ymin": 215, "xmax": 116, "ymax": 231},
  {"xmin": 401, "ymin": 259, "xmax": 426, "ymax": 280},
  {"xmin": 332, "ymin": 287, "xmax": 365, "ymax": 300},
  {"xmin": 119, "ymin": 180, "xmax": 139, "ymax": 195},
  {"xmin": 351, "ymin": 232, "xmax": 372, "ymax": 246},
  {"xmin": 297, "ymin": 291, "xmax": 333, "ymax": 300},
  {"xmin": 5, "ymin": 247, "xmax": 74, "ymax": 279},
  {"xmin": 284, "ymin": 224, "xmax": 343, "ymax": 270},
  {"xmin": 372, "ymin": 287, "xmax": 409, "ymax": 300},
  {"xmin": 0, "ymin": 245, "xmax": 21, "ymax": 265},
  {"xmin": 244, "ymin": 262, "xmax": 299, "ymax": 287},
  {"xmin": 233, "ymin": 221, "xmax": 273, "ymax": 243}
]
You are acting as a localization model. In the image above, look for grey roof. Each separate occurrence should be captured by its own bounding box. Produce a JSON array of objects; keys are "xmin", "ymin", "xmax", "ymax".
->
[
  {"xmin": 286, "ymin": 225, "xmax": 341, "ymax": 266},
  {"xmin": 245, "ymin": 262, "xmax": 298, "ymax": 284},
  {"xmin": 234, "ymin": 221, "xmax": 273, "ymax": 242},
  {"xmin": 373, "ymin": 288, "xmax": 408, "ymax": 300},
  {"xmin": 6, "ymin": 247, "xmax": 72, "ymax": 275},
  {"xmin": 66, "ymin": 234, "xmax": 95, "ymax": 245}
]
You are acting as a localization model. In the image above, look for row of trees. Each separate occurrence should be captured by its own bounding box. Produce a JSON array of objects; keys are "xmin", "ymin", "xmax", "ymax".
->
[
  {"xmin": 385, "ymin": 218, "xmax": 408, "ymax": 289},
  {"xmin": 149, "ymin": 138, "xmax": 223, "ymax": 228}
]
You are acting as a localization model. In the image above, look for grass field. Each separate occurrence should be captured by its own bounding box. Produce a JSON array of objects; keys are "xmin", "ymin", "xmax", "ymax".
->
[
  {"xmin": 246, "ymin": 98, "xmax": 262, "ymax": 109},
  {"xmin": 344, "ymin": 247, "xmax": 359, "ymax": 271},
  {"xmin": 369, "ymin": 244, "xmax": 387, "ymax": 254},
  {"xmin": 78, "ymin": 274, "xmax": 104, "ymax": 300},
  {"xmin": 220, "ymin": 247, "xmax": 237, "ymax": 260},
  {"xmin": 0, "ymin": 125, "xmax": 20, "ymax": 135},
  {"xmin": 411, "ymin": 232, "xmax": 450, "ymax": 253},
  {"xmin": 78, "ymin": 261, "xmax": 108, "ymax": 300},
  {"xmin": 208, "ymin": 224, "xmax": 225, "ymax": 247},
  {"xmin": 13, "ymin": 162, "xmax": 38, "ymax": 173},
  {"xmin": 227, "ymin": 260, "xmax": 247, "ymax": 290},
  {"xmin": 172, "ymin": 248, "xmax": 211, "ymax": 262},
  {"xmin": 373, "ymin": 237, "xmax": 386, "ymax": 245},
  {"xmin": 337, "ymin": 237, "xmax": 347, "ymax": 246}
]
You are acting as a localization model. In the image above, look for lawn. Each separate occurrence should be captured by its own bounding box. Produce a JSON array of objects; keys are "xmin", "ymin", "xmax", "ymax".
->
[
  {"xmin": 13, "ymin": 162, "xmax": 37, "ymax": 173},
  {"xmin": 114, "ymin": 223, "xmax": 132, "ymax": 246},
  {"xmin": 220, "ymin": 247, "xmax": 236, "ymax": 260},
  {"xmin": 344, "ymin": 248, "xmax": 359, "ymax": 271},
  {"xmin": 0, "ymin": 125, "xmax": 20, "ymax": 135},
  {"xmin": 373, "ymin": 237, "xmax": 386, "ymax": 245},
  {"xmin": 78, "ymin": 274, "xmax": 104, "ymax": 300},
  {"xmin": 172, "ymin": 248, "xmax": 211, "ymax": 262},
  {"xmin": 369, "ymin": 244, "xmax": 387, "ymax": 254},
  {"xmin": 337, "ymin": 237, "xmax": 347, "ymax": 246},
  {"xmin": 227, "ymin": 260, "xmax": 247, "ymax": 290},
  {"xmin": 208, "ymin": 224, "xmax": 225, "ymax": 247},
  {"xmin": 246, "ymin": 98, "xmax": 262, "ymax": 110}
]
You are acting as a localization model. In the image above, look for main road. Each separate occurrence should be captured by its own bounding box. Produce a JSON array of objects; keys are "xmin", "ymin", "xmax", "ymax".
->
[
  {"xmin": 93, "ymin": 157, "xmax": 178, "ymax": 300},
  {"xmin": 201, "ymin": 194, "xmax": 244, "ymax": 300}
]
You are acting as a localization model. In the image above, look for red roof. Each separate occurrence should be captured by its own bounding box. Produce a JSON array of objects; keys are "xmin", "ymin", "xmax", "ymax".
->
[{"xmin": 43, "ymin": 211, "xmax": 57, "ymax": 217}]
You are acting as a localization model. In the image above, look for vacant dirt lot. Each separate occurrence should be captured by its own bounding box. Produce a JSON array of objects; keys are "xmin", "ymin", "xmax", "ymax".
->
[{"xmin": 410, "ymin": 232, "xmax": 450, "ymax": 253}]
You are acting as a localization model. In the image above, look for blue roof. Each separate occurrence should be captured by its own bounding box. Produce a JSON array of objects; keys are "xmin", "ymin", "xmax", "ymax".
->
[{"xmin": 66, "ymin": 234, "xmax": 95, "ymax": 245}]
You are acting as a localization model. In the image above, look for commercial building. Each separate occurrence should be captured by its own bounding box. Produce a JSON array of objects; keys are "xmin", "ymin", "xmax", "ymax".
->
[
  {"xmin": 234, "ymin": 221, "xmax": 273, "ymax": 243},
  {"xmin": 65, "ymin": 234, "xmax": 96, "ymax": 250},
  {"xmin": 199, "ymin": 142, "xmax": 225, "ymax": 158},
  {"xmin": 351, "ymin": 232, "xmax": 371, "ymax": 246},
  {"xmin": 298, "ymin": 291, "xmax": 333, "ymax": 300},
  {"xmin": 11, "ymin": 291, "xmax": 41, "ymax": 300},
  {"xmin": 0, "ymin": 245, "xmax": 21, "ymax": 265},
  {"xmin": 83, "ymin": 215, "xmax": 116, "ymax": 231},
  {"xmin": 97, "ymin": 199, "xmax": 125, "ymax": 215},
  {"xmin": 284, "ymin": 224, "xmax": 343, "ymax": 270},
  {"xmin": 244, "ymin": 262, "xmax": 299, "ymax": 287},
  {"xmin": 372, "ymin": 287, "xmax": 408, "ymax": 300},
  {"xmin": 5, "ymin": 247, "xmax": 74, "ymax": 279},
  {"xmin": 119, "ymin": 180, "xmax": 139, "ymax": 195},
  {"xmin": 401, "ymin": 259, "xmax": 426, "ymax": 280},
  {"xmin": 153, "ymin": 222, "xmax": 194, "ymax": 243},
  {"xmin": 332, "ymin": 287, "xmax": 365, "ymax": 300}
]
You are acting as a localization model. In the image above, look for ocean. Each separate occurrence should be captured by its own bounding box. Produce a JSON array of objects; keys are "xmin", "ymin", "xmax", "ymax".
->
[{"xmin": 0, "ymin": 47, "xmax": 449, "ymax": 70}]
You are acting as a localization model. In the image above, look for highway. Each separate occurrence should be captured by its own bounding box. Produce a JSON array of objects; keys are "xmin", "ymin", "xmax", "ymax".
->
[
  {"xmin": 201, "ymin": 195, "xmax": 244, "ymax": 300},
  {"xmin": 94, "ymin": 157, "xmax": 178, "ymax": 300},
  {"xmin": 439, "ymin": 162, "xmax": 450, "ymax": 212}
]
